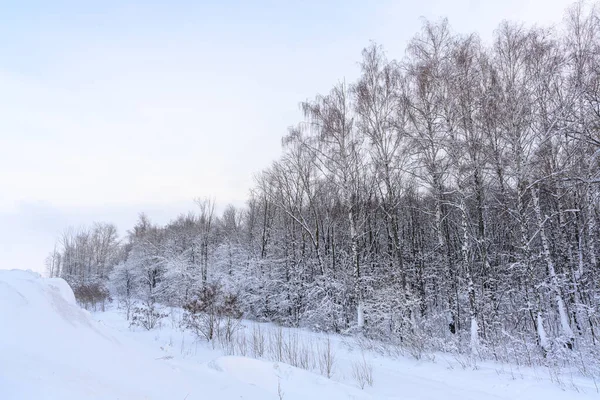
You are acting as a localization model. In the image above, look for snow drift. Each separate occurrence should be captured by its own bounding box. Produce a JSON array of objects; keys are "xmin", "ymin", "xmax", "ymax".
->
[
  {"xmin": 0, "ymin": 270, "xmax": 369, "ymax": 399},
  {"xmin": 3, "ymin": 270, "xmax": 599, "ymax": 400},
  {"xmin": 0, "ymin": 270, "xmax": 261, "ymax": 399}
]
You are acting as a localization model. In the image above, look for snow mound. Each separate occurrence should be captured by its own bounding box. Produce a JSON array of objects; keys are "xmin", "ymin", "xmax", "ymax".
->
[
  {"xmin": 211, "ymin": 356, "xmax": 371, "ymax": 400},
  {"xmin": 0, "ymin": 270, "xmax": 378, "ymax": 400},
  {"xmin": 0, "ymin": 270, "xmax": 272, "ymax": 400},
  {"xmin": 5, "ymin": 270, "xmax": 593, "ymax": 400}
]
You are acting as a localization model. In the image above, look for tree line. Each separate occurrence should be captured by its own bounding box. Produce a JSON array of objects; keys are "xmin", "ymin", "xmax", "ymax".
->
[{"xmin": 48, "ymin": 1, "xmax": 600, "ymax": 364}]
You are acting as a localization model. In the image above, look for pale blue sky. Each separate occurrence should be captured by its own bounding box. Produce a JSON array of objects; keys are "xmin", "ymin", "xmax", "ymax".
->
[{"xmin": 0, "ymin": 0, "xmax": 575, "ymax": 271}]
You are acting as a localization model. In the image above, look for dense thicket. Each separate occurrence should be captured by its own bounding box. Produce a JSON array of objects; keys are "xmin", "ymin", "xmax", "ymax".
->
[{"xmin": 49, "ymin": 2, "xmax": 600, "ymax": 364}]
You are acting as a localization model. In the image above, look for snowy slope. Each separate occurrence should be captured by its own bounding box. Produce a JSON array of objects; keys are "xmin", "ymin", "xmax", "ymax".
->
[
  {"xmin": 0, "ymin": 270, "xmax": 366, "ymax": 400},
  {"xmin": 2, "ymin": 270, "xmax": 599, "ymax": 400},
  {"xmin": 96, "ymin": 309, "xmax": 600, "ymax": 400},
  {"xmin": 211, "ymin": 356, "xmax": 369, "ymax": 399}
]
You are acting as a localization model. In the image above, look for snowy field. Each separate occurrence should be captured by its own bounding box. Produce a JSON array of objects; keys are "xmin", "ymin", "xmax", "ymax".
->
[{"xmin": 1, "ymin": 270, "xmax": 599, "ymax": 400}]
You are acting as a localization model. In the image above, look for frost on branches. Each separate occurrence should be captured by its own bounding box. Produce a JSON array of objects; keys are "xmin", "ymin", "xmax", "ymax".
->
[{"xmin": 48, "ymin": 1, "xmax": 600, "ymax": 376}]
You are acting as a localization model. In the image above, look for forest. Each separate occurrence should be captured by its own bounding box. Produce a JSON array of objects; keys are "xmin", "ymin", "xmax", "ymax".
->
[{"xmin": 47, "ymin": 1, "xmax": 600, "ymax": 369}]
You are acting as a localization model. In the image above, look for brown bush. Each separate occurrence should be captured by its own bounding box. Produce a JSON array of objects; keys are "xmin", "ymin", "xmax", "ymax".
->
[
  {"xmin": 183, "ymin": 283, "xmax": 243, "ymax": 342},
  {"xmin": 72, "ymin": 282, "xmax": 110, "ymax": 311},
  {"xmin": 130, "ymin": 302, "xmax": 167, "ymax": 330}
]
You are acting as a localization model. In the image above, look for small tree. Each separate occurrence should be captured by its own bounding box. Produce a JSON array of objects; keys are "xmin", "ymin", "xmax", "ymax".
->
[
  {"xmin": 183, "ymin": 283, "xmax": 243, "ymax": 342},
  {"xmin": 221, "ymin": 292, "xmax": 244, "ymax": 341},
  {"xmin": 110, "ymin": 262, "xmax": 138, "ymax": 320},
  {"xmin": 72, "ymin": 281, "xmax": 110, "ymax": 311},
  {"xmin": 130, "ymin": 299, "xmax": 167, "ymax": 330}
]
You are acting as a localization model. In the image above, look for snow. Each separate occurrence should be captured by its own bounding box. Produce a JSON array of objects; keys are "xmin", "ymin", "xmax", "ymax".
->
[
  {"xmin": 1, "ymin": 269, "xmax": 599, "ymax": 400},
  {"xmin": 211, "ymin": 357, "xmax": 369, "ymax": 400},
  {"xmin": 0, "ymin": 270, "xmax": 269, "ymax": 399}
]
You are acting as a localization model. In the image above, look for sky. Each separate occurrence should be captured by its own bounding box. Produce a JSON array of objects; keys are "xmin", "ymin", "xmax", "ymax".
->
[{"xmin": 0, "ymin": 0, "xmax": 577, "ymax": 272}]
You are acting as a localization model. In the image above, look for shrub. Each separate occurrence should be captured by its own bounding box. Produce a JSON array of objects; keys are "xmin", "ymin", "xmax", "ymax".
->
[
  {"xmin": 183, "ymin": 283, "xmax": 243, "ymax": 342},
  {"xmin": 130, "ymin": 302, "xmax": 167, "ymax": 330},
  {"xmin": 72, "ymin": 282, "xmax": 110, "ymax": 311},
  {"xmin": 351, "ymin": 355, "xmax": 374, "ymax": 389}
]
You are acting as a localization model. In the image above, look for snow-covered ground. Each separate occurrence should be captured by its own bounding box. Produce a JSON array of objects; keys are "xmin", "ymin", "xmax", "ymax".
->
[{"xmin": 1, "ymin": 270, "xmax": 599, "ymax": 400}]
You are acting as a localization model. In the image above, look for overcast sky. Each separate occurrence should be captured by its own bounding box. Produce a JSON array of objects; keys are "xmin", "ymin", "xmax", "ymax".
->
[{"xmin": 0, "ymin": 0, "xmax": 576, "ymax": 272}]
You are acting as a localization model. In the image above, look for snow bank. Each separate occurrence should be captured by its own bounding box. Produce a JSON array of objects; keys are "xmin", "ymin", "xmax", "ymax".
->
[
  {"xmin": 211, "ymin": 356, "xmax": 370, "ymax": 400},
  {"xmin": 3, "ymin": 270, "xmax": 598, "ymax": 400},
  {"xmin": 0, "ymin": 270, "xmax": 272, "ymax": 400}
]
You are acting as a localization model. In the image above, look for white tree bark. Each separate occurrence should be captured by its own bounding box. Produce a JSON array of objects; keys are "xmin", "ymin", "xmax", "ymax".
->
[{"xmin": 532, "ymin": 187, "xmax": 574, "ymax": 343}]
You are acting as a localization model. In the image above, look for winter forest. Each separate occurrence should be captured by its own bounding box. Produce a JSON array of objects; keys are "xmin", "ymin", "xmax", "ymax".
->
[{"xmin": 47, "ymin": 2, "xmax": 600, "ymax": 370}]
